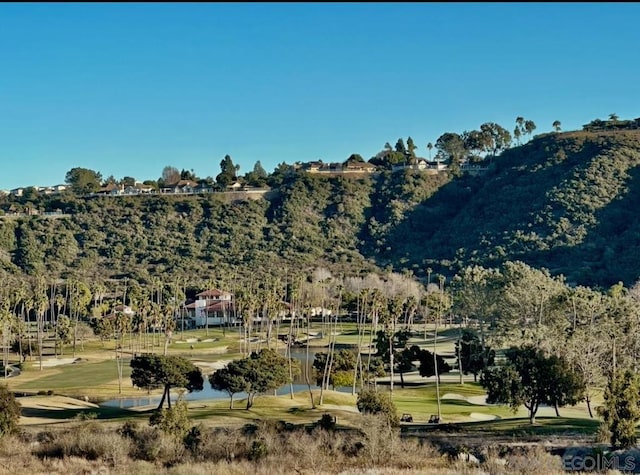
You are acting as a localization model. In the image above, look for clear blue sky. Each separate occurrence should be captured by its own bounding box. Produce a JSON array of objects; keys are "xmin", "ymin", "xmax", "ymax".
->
[{"xmin": 1, "ymin": 2, "xmax": 639, "ymax": 190}]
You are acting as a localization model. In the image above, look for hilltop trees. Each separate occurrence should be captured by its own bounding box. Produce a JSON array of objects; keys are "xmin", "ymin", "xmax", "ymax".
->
[
  {"xmin": 160, "ymin": 166, "xmax": 181, "ymax": 186},
  {"xmin": 65, "ymin": 167, "xmax": 102, "ymax": 194},
  {"xmin": 216, "ymin": 155, "xmax": 237, "ymax": 188}
]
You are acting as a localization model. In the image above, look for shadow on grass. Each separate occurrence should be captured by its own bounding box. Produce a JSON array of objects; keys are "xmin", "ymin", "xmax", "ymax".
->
[{"xmin": 21, "ymin": 405, "xmax": 143, "ymax": 421}]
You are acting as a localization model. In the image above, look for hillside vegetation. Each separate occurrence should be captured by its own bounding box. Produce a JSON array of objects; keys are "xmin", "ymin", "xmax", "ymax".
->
[{"xmin": 2, "ymin": 129, "xmax": 640, "ymax": 288}]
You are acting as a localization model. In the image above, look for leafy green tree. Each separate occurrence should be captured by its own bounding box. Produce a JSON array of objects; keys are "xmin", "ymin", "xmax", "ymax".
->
[
  {"xmin": 552, "ymin": 120, "xmax": 561, "ymax": 132},
  {"xmin": 416, "ymin": 348, "xmax": 451, "ymax": 383},
  {"xmin": 130, "ymin": 354, "xmax": 204, "ymax": 410},
  {"xmin": 455, "ymin": 329, "xmax": 495, "ymax": 382},
  {"xmin": 313, "ymin": 349, "xmax": 357, "ymax": 389},
  {"xmin": 149, "ymin": 396, "xmax": 190, "ymax": 437},
  {"xmin": 0, "ymin": 384, "xmax": 20, "ymax": 437},
  {"xmin": 480, "ymin": 345, "xmax": 584, "ymax": 423},
  {"xmin": 65, "ymin": 167, "xmax": 103, "ymax": 194},
  {"xmin": 356, "ymin": 388, "xmax": 400, "ymax": 426},
  {"xmin": 597, "ymin": 368, "xmax": 640, "ymax": 449},
  {"xmin": 524, "ymin": 119, "xmax": 536, "ymax": 139},
  {"xmin": 212, "ymin": 349, "xmax": 293, "ymax": 409},
  {"xmin": 216, "ymin": 155, "xmax": 237, "ymax": 188},
  {"xmin": 395, "ymin": 344, "xmax": 422, "ymax": 388},
  {"xmin": 435, "ymin": 132, "xmax": 466, "ymax": 165},
  {"xmin": 406, "ymin": 137, "xmax": 417, "ymax": 159},
  {"xmin": 209, "ymin": 366, "xmax": 249, "ymax": 409},
  {"xmin": 479, "ymin": 122, "xmax": 512, "ymax": 156},
  {"xmin": 244, "ymin": 160, "xmax": 269, "ymax": 187},
  {"xmin": 180, "ymin": 169, "xmax": 197, "ymax": 181}
]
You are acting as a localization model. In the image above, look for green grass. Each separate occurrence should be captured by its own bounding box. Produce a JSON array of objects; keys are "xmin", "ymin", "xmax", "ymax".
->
[{"xmin": 12, "ymin": 359, "xmax": 133, "ymax": 394}]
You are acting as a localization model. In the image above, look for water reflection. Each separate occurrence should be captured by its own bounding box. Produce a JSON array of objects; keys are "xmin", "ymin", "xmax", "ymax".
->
[{"xmin": 100, "ymin": 349, "xmax": 355, "ymax": 409}]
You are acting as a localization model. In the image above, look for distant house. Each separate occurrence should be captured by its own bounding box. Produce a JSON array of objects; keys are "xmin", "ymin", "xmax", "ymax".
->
[
  {"xmin": 343, "ymin": 161, "xmax": 377, "ymax": 173},
  {"xmin": 95, "ymin": 183, "xmax": 122, "ymax": 195},
  {"xmin": 52, "ymin": 184, "xmax": 67, "ymax": 193},
  {"xmin": 103, "ymin": 304, "xmax": 136, "ymax": 321},
  {"xmin": 304, "ymin": 161, "xmax": 324, "ymax": 172},
  {"xmin": 164, "ymin": 180, "xmax": 198, "ymax": 194},
  {"xmin": 227, "ymin": 181, "xmax": 243, "ymax": 191},
  {"xmin": 186, "ymin": 289, "xmax": 236, "ymax": 328},
  {"xmin": 10, "ymin": 188, "xmax": 24, "ymax": 197}
]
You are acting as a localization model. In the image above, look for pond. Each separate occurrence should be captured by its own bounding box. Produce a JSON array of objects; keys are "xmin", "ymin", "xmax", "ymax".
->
[{"xmin": 100, "ymin": 349, "xmax": 355, "ymax": 409}]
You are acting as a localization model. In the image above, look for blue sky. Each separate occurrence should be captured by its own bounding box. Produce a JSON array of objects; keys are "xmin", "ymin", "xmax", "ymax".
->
[{"xmin": 1, "ymin": 2, "xmax": 639, "ymax": 189}]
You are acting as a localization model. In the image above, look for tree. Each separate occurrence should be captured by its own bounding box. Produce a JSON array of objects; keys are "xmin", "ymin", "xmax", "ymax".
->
[
  {"xmin": 455, "ymin": 329, "xmax": 495, "ymax": 382},
  {"xmin": 435, "ymin": 132, "xmax": 466, "ymax": 165},
  {"xmin": 480, "ymin": 345, "xmax": 584, "ymax": 424},
  {"xmin": 313, "ymin": 349, "xmax": 357, "ymax": 389},
  {"xmin": 216, "ymin": 155, "xmax": 237, "ymax": 188},
  {"xmin": 479, "ymin": 122, "xmax": 512, "ymax": 156},
  {"xmin": 180, "ymin": 169, "xmax": 197, "ymax": 181},
  {"xmin": 552, "ymin": 120, "xmax": 562, "ymax": 132},
  {"xmin": 130, "ymin": 354, "xmax": 203, "ymax": 411},
  {"xmin": 65, "ymin": 167, "xmax": 103, "ymax": 195},
  {"xmin": 416, "ymin": 348, "xmax": 451, "ymax": 383},
  {"xmin": 0, "ymin": 383, "xmax": 20, "ymax": 436},
  {"xmin": 161, "ymin": 166, "xmax": 181, "ymax": 186},
  {"xmin": 356, "ymin": 388, "xmax": 400, "ymax": 426},
  {"xmin": 598, "ymin": 368, "xmax": 640, "ymax": 449},
  {"xmin": 245, "ymin": 160, "xmax": 268, "ymax": 187},
  {"xmin": 427, "ymin": 142, "xmax": 433, "ymax": 160},
  {"xmin": 121, "ymin": 176, "xmax": 136, "ymax": 187},
  {"xmin": 212, "ymin": 349, "xmax": 294, "ymax": 410},
  {"xmin": 209, "ymin": 365, "xmax": 249, "ymax": 409},
  {"xmin": 406, "ymin": 137, "xmax": 417, "ymax": 159},
  {"xmin": 524, "ymin": 120, "xmax": 536, "ymax": 139}
]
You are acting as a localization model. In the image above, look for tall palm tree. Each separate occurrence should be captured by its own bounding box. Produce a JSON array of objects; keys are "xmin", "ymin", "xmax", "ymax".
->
[{"xmin": 427, "ymin": 142, "xmax": 433, "ymax": 160}]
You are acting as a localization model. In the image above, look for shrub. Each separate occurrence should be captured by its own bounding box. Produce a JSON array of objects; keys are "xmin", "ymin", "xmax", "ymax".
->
[
  {"xmin": 356, "ymin": 388, "xmax": 400, "ymax": 426},
  {"xmin": 0, "ymin": 384, "xmax": 20, "ymax": 437},
  {"xmin": 149, "ymin": 398, "xmax": 190, "ymax": 438}
]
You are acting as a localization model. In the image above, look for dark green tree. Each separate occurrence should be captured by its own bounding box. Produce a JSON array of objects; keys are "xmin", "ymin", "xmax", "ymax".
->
[
  {"xmin": 435, "ymin": 132, "xmax": 466, "ymax": 165},
  {"xmin": 416, "ymin": 348, "xmax": 451, "ymax": 383},
  {"xmin": 552, "ymin": 120, "xmax": 561, "ymax": 132},
  {"xmin": 209, "ymin": 365, "xmax": 249, "ymax": 409},
  {"xmin": 356, "ymin": 388, "xmax": 400, "ymax": 426},
  {"xmin": 480, "ymin": 345, "xmax": 584, "ymax": 424},
  {"xmin": 130, "ymin": 354, "xmax": 204, "ymax": 411},
  {"xmin": 313, "ymin": 349, "xmax": 357, "ymax": 389},
  {"xmin": 597, "ymin": 368, "xmax": 640, "ymax": 449},
  {"xmin": 216, "ymin": 155, "xmax": 237, "ymax": 188},
  {"xmin": 212, "ymin": 349, "xmax": 294, "ymax": 409},
  {"xmin": 406, "ymin": 137, "xmax": 417, "ymax": 159},
  {"xmin": 65, "ymin": 167, "xmax": 103, "ymax": 194},
  {"xmin": 455, "ymin": 329, "xmax": 495, "ymax": 382},
  {"xmin": 0, "ymin": 383, "xmax": 20, "ymax": 437}
]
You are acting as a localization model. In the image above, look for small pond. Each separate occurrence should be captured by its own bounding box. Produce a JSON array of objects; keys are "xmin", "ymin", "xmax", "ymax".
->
[{"xmin": 100, "ymin": 349, "xmax": 356, "ymax": 408}]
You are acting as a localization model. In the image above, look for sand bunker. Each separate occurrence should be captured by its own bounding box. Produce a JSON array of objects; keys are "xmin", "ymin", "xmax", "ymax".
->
[
  {"xmin": 19, "ymin": 395, "xmax": 99, "ymax": 410},
  {"xmin": 469, "ymin": 412, "xmax": 499, "ymax": 421},
  {"xmin": 441, "ymin": 393, "xmax": 488, "ymax": 406},
  {"xmin": 34, "ymin": 357, "xmax": 80, "ymax": 369}
]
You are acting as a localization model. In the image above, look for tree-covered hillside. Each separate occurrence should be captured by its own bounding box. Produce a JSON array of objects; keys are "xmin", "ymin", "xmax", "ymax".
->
[
  {"xmin": 2, "ymin": 128, "xmax": 640, "ymax": 288},
  {"xmin": 389, "ymin": 130, "xmax": 640, "ymax": 287}
]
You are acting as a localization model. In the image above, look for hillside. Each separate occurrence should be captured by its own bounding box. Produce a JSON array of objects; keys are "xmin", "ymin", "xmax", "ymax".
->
[
  {"xmin": 2, "ymin": 129, "xmax": 640, "ymax": 288},
  {"xmin": 387, "ymin": 129, "xmax": 640, "ymax": 287}
]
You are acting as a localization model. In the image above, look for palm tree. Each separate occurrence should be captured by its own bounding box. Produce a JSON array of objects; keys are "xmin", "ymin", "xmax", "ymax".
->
[
  {"xmin": 427, "ymin": 142, "xmax": 433, "ymax": 160},
  {"xmin": 553, "ymin": 120, "xmax": 562, "ymax": 132}
]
